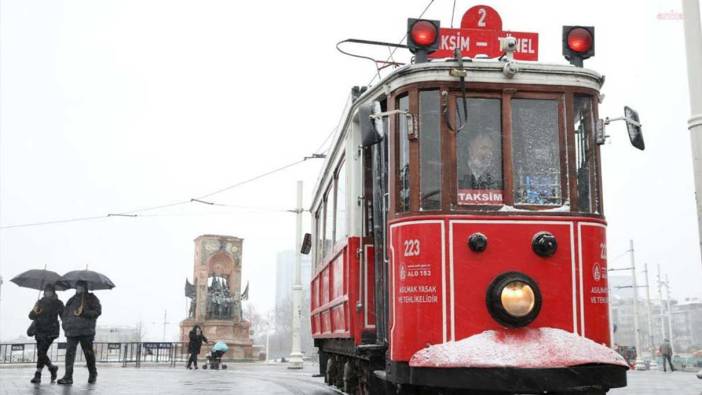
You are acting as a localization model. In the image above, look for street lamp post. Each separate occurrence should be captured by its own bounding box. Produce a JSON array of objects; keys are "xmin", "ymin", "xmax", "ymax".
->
[
  {"xmin": 681, "ymin": 0, "xmax": 702, "ymax": 379},
  {"xmin": 683, "ymin": 0, "xmax": 702, "ymax": 268},
  {"xmin": 288, "ymin": 180, "xmax": 304, "ymax": 369}
]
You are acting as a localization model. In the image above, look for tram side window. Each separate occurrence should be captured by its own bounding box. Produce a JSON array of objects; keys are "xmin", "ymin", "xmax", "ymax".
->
[
  {"xmin": 419, "ymin": 90, "xmax": 441, "ymax": 210},
  {"xmin": 325, "ymin": 185, "xmax": 335, "ymax": 252},
  {"xmin": 314, "ymin": 210, "xmax": 321, "ymax": 267},
  {"xmin": 335, "ymin": 161, "xmax": 348, "ymax": 241},
  {"xmin": 456, "ymin": 98, "xmax": 503, "ymax": 206},
  {"xmin": 573, "ymin": 95, "xmax": 598, "ymax": 213},
  {"xmin": 512, "ymin": 99, "xmax": 562, "ymax": 206},
  {"xmin": 319, "ymin": 201, "xmax": 327, "ymax": 262},
  {"xmin": 398, "ymin": 95, "xmax": 410, "ymax": 212}
]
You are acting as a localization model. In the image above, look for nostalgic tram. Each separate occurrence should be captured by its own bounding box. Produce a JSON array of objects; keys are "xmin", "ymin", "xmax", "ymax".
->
[{"xmin": 307, "ymin": 5, "xmax": 643, "ymax": 394}]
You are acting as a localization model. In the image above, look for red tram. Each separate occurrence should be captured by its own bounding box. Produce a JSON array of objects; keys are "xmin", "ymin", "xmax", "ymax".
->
[{"xmin": 307, "ymin": 6, "xmax": 643, "ymax": 394}]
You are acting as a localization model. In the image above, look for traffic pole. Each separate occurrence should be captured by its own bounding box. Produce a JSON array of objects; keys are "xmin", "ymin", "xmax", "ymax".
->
[
  {"xmin": 657, "ymin": 265, "xmax": 666, "ymax": 341},
  {"xmin": 630, "ymin": 241, "xmax": 644, "ymax": 370},
  {"xmin": 683, "ymin": 0, "xmax": 702, "ymax": 268},
  {"xmin": 288, "ymin": 180, "xmax": 304, "ymax": 369},
  {"xmin": 663, "ymin": 274, "xmax": 675, "ymax": 354},
  {"xmin": 643, "ymin": 263, "xmax": 657, "ymax": 369}
]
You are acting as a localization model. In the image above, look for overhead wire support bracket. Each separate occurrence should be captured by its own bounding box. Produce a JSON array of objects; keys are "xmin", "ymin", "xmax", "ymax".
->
[{"xmin": 190, "ymin": 198, "xmax": 215, "ymax": 205}]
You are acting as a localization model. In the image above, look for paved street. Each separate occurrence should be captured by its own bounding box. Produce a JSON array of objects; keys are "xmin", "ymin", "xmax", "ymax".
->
[
  {"xmin": 610, "ymin": 369, "xmax": 702, "ymax": 395},
  {"xmin": 0, "ymin": 363, "xmax": 700, "ymax": 394},
  {"xmin": 0, "ymin": 362, "xmax": 339, "ymax": 395}
]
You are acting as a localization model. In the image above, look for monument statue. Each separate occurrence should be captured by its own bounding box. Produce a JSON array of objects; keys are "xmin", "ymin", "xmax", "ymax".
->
[{"xmin": 180, "ymin": 235, "xmax": 253, "ymax": 360}]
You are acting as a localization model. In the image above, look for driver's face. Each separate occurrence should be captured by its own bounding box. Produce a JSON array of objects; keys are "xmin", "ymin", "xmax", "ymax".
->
[{"xmin": 469, "ymin": 135, "xmax": 495, "ymax": 164}]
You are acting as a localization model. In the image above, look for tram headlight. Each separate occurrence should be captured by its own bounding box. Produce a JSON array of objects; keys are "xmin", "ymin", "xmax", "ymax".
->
[
  {"xmin": 500, "ymin": 281, "xmax": 535, "ymax": 317},
  {"xmin": 487, "ymin": 272, "xmax": 542, "ymax": 327}
]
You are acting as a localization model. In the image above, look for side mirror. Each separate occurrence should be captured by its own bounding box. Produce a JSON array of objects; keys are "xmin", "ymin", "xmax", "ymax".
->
[
  {"xmin": 359, "ymin": 101, "xmax": 384, "ymax": 147},
  {"xmin": 301, "ymin": 233, "xmax": 312, "ymax": 255},
  {"xmin": 597, "ymin": 106, "xmax": 645, "ymax": 150},
  {"xmin": 624, "ymin": 106, "xmax": 644, "ymax": 150}
]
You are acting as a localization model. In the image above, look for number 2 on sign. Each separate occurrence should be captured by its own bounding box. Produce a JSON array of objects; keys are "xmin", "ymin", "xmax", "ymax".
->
[
  {"xmin": 404, "ymin": 239, "xmax": 420, "ymax": 257},
  {"xmin": 478, "ymin": 8, "xmax": 487, "ymax": 27}
]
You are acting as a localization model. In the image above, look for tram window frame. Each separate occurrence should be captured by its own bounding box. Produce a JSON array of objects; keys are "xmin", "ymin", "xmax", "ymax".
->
[
  {"xmin": 395, "ymin": 93, "xmax": 411, "ymax": 213},
  {"xmin": 314, "ymin": 209, "xmax": 322, "ymax": 268},
  {"xmin": 323, "ymin": 184, "xmax": 334, "ymax": 261},
  {"xmin": 335, "ymin": 158, "xmax": 348, "ymax": 242},
  {"xmin": 572, "ymin": 94, "xmax": 600, "ymax": 214},
  {"xmin": 453, "ymin": 93, "xmax": 504, "ymax": 209},
  {"xmin": 510, "ymin": 93, "xmax": 567, "ymax": 209},
  {"xmin": 418, "ymin": 89, "xmax": 443, "ymax": 211},
  {"xmin": 388, "ymin": 83, "xmax": 602, "ymax": 217}
]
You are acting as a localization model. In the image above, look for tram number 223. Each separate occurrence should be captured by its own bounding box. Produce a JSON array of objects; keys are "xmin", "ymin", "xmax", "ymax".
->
[{"xmin": 404, "ymin": 239, "xmax": 421, "ymax": 257}]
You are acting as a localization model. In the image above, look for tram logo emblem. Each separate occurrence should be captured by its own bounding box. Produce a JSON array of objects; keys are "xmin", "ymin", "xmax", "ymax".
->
[
  {"xmin": 400, "ymin": 264, "xmax": 407, "ymax": 280},
  {"xmin": 593, "ymin": 263, "xmax": 601, "ymax": 282}
]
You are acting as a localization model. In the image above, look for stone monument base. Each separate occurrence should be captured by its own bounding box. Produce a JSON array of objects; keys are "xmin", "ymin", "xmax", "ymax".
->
[{"xmin": 180, "ymin": 319, "xmax": 254, "ymax": 360}]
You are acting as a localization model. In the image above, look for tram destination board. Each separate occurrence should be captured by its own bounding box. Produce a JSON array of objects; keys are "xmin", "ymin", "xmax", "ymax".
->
[{"xmin": 429, "ymin": 5, "xmax": 539, "ymax": 61}]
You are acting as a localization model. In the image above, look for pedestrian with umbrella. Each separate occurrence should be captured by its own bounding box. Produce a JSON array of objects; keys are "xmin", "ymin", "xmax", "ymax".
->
[
  {"xmin": 10, "ymin": 269, "xmax": 67, "ymax": 384},
  {"xmin": 57, "ymin": 269, "xmax": 114, "ymax": 385}
]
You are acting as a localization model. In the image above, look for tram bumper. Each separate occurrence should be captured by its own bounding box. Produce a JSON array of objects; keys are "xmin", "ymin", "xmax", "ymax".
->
[{"xmin": 398, "ymin": 327, "xmax": 628, "ymax": 392}]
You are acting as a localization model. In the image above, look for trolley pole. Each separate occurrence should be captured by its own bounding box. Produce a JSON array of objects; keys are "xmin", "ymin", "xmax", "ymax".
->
[
  {"xmin": 643, "ymin": 263, "xmax": 657, "ymax": 369},
  {"xmin": 288, "ymin": 180, "xmax": 304, "ymax": 369},
  {"xmin": 683, "ymin": 0, "xmax": 702, "ymax": 271}
]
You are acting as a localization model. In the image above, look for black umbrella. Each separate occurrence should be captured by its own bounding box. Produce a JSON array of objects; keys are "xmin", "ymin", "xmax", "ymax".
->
[
  {"xmin": 11, "ymin": 269, "xmax": 69, "ymax": 291},
  {"xmin": 61, "ymin": 270, "xmax": 115, "ymax": 290}
]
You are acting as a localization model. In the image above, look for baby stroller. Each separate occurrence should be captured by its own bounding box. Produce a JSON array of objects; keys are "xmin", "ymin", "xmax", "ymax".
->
[{"xmin": 203, "ymin": 341, "xmax": 229, "ymax": 370}]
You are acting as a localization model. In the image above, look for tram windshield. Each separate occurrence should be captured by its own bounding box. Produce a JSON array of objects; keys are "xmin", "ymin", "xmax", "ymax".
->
[
  {"xmin": 456, "ymin": 98, "xmax": 503, "ymax": 205},
  {"xmin": 393, "ymin": 88, "xmax": 600, "ymax": 215}
]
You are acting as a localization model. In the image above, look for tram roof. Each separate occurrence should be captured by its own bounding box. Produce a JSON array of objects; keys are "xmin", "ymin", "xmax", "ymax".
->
[{"xmin": 310, "ymin": 60, "xmax": 604, "ymax": 209}]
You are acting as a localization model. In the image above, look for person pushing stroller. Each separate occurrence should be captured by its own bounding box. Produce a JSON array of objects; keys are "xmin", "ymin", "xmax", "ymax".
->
[{"xmin": 203, "ymin": 341, "xmax": 229, "ymax": 370}]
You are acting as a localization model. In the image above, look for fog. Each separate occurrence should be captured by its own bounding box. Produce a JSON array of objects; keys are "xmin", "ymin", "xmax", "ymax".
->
[{"xmin": 1, "ymin": 0, "xmax": 701, "ymax": 342}]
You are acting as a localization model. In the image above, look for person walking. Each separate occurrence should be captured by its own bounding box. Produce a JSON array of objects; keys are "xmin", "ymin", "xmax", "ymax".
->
[
  {"xmin": 660, "ymin": 339, "xmax": 675, "ymax": 372},
  {"xmin": 57, "ymin": 280, "xmax": 102, "ymax": 385},
  {"xmin": 186, "ymin": 325, "xmax": 208, "ymax": 369},
  {"xmin": 28, "ymin": 283, "xmax": 64, "ymax": 384}
]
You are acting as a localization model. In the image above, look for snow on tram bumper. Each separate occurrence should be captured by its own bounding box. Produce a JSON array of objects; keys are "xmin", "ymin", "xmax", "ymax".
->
[{"xmin": 409, "ymin": 327, "xmax": 627, "ymax": 369}]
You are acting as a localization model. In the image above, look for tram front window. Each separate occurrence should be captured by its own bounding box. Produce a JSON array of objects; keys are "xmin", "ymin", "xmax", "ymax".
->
[
  {"xmin": 456, "ymin": 98, "xmax": 503, "ymax": 206},
  {"xmin": 511, "ymin": 99, "xmax": 561, "ymax": 206}
]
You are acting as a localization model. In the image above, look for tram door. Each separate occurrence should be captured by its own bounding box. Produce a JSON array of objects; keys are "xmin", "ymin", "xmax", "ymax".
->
[{"xmin": 366, "ymin": 103, "xmax": 389, "ymax": 346}]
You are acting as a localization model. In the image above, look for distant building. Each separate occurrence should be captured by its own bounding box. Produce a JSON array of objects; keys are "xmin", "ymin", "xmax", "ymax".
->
[
  {"xmin": 271, "ymin": 250, "xmax": 314, "ymax": 359},
  {"xmin": 611, "ymin": 295, "xmax": 702, "ymax": 354},
  {"xmin": 275, "ymin": 250, "xmax": 312, "ymax": 307},
  {"xmin": 671, "ymin": 299, "xmax": 702, "ymax": 352}
]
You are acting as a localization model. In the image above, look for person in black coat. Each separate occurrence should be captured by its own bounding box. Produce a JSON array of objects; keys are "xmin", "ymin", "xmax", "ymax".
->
[
  {"xmin": 57, "ymin": 281, "xmax": 102, "ymax": 385},
  {"xmin": 186, "ymin": 325, "xmax": 208, "ymax": 369},
  {"xmin": 28, "ymin": 283, "xmax": 64, "ymax": 384}
]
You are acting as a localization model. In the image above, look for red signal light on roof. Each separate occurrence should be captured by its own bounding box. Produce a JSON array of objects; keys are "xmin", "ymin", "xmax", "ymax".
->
[
  {"xmin": 567, "ymin": 27, "xmax": 593, "ymax": 53},
  {"xmin": 410, "ymin": 20, "xmax": 437, "ymax": 47}
]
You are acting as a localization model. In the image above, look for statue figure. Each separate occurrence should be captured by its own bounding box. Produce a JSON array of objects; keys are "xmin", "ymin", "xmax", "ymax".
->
[{"xmin": 185, "ymin": 279, "xmax": 196, "ymax": 319}]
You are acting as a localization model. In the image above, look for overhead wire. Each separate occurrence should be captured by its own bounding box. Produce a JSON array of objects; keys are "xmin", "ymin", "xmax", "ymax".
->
[
  {"xmin": 0, "ymin": 156, "xmax": 318, "ymax": 230},
  {"xmin": 1, "ymin": 3, "xmax": 439, "ymax": 231}
]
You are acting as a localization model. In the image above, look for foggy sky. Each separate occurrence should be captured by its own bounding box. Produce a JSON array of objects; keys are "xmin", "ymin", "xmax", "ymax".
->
[{"xmin": 1, "ymin": 0, "xmax": 701, "ymax": 342}]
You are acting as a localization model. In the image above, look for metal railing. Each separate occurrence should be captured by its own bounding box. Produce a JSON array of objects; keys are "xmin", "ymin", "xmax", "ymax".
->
[{"xmin": 0, "ymin": 342, "xmax": 194, "ymax": 367}]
